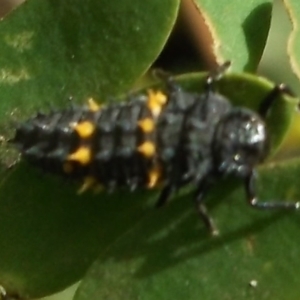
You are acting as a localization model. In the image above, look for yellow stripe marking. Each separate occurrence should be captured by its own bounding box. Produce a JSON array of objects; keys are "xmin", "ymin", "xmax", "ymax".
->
[
  {"xmin": 68, "ymin": 147, "xmax": 91, "ymax": 165},
  {"xmin": 78, "ymin": 176, "xmax": 96, "ymax": 194},
  {"xmin": 73, "ymin": 121, "xmax": 95, "ymax": 138},
  {"xmin": 138, "ymin": 118, "xmax": 155, "ymax": 133},
  {"xmin": 147, "ymin": 89, "xmax": 167, "ymax": 116},
  {"xmin": 147, "ymin": 166, "xmax": 161, "ymax": 188},
  {"xmin": 88, "ymin": 98, "xmax": 101, "ymax": 112},
  {"xmin": 137, "ymin": 141, "xmax": 155, "ymax": 158}
]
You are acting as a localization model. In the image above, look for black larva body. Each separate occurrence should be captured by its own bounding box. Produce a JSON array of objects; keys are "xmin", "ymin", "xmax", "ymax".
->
[
  {"xmin": 12, "ymin": 88, "xmax": 265, "ymax": 189},
  {"xmin": 13, "ymin": 95, "xmax": 155, "ymax": 188},
  {"xmin": 11, "ymin": 64, "xmax": 299, "ymax": 234}
]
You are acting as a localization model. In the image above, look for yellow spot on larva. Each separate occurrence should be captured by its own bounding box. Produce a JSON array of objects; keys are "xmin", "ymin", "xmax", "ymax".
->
[
  {"xmin": 78, "ymin": 176, "xmax": 97, "ymax": 194},
  {"xmin": 88, "ymin": 98, "xmax": 101, "ymax": 112},
  {"xmin": 147, "ymin": 90, "xmax": 167, "ymax": 116},
  {"xmin": 138, "ymin": 118, "xmax": 155, "ymax": 133},
  {"xmin": 73, "ymin": 121, "xmax": 95, "ymax": 138},
  {"xmin": 137, "ymin": 141, "xmax": 155, "ymax": 158},
  {"xmin": 68, "ymin": 147, "xmax": 91, "ymax": 165},
  {"xmin": 147, "ymin": 166, "xmax": 161, "ymax": 188},
  {"xmin": 63, "ymin": 162, "xmax": 73, "ymax": 173}
]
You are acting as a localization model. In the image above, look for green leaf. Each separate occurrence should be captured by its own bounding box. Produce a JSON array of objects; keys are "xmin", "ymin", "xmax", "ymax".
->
[
  {"xmin": 192, "ymin": 0, "xmax": 272, "ymax": 71},
  {"xmin": 75, "ymin": 158, "xmax": 300, "ymax": 300},
  {"xmin": 284, "ymin": 0, "xmax": 300, "ymax": 81},
  {"xmin": 0, "ymin": 0, "xmax": 180, "ymax": 298},
  {"xmin": 0, "ymin": 164, "xmax": 157, "ymax": 298},
  {"xmin": 0, "ymin": 0, "xmax": 179, "ymax": 119},
  {"xmin": 0, "ymin": 70, "xmax": 297, "ymax": 299}
]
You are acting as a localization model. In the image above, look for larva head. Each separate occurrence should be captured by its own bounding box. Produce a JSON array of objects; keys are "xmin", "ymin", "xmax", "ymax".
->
[{"xmin": 212, "ymin": 108, "xmax": 269, "ymax": 177}]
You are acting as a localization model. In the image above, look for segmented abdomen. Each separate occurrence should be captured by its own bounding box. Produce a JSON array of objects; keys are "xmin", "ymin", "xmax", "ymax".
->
[{"xmin": 12, "ymin": 91, "xmax": 168, "ymax": 192}]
